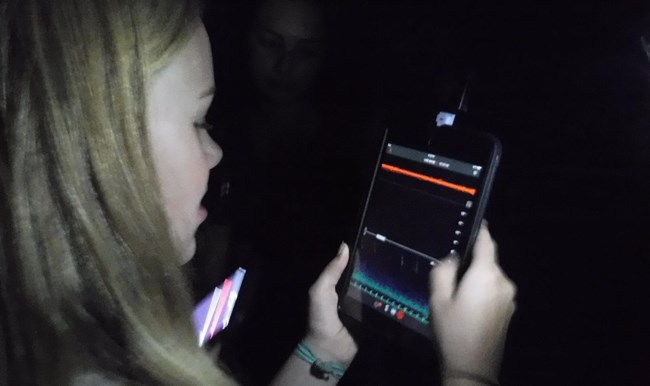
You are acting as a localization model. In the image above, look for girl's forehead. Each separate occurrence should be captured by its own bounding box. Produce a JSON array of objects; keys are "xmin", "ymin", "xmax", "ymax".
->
[{"xmin": 153, "ymin": 25, "xmax": 214, "ymax": 93}]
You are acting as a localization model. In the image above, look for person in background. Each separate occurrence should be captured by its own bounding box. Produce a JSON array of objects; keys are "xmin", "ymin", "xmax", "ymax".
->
[
  {"xmin": 0, "ymin": 0, "xmax": 516, "ymax": 385},
  {"xmin": 211, "ymin": 0, "xmax": 368, "ymax": 381}
]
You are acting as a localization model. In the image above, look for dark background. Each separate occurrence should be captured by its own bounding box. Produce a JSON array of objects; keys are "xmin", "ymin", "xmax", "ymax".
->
[{"xmin": 202, "ymin": 1, "xmax": 650, "ymax": 385}]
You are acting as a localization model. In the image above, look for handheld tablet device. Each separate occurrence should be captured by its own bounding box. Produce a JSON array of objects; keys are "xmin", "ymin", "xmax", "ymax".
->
[{"xmin": 339, "ymin": 127, "xmax": 501, "ymax": 344}]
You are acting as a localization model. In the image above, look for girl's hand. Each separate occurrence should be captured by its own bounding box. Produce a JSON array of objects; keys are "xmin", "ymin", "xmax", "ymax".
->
[
  {"xmin": 430, "ymin": 224, "xmax": 517, "ymax": 383},
  {"xmin": 305, "ymin": 243, "xmax": 357, "ymax": 365}
]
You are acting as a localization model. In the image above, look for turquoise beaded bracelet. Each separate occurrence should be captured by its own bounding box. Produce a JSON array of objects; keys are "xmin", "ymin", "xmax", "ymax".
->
[{"xmin": 294, "ymin": 341, "xmax": 348, "ymax": 381}]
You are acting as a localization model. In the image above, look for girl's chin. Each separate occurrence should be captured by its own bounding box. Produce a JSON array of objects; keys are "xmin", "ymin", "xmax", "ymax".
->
[{"xmin": 178, "ymin": 238, "xmax": 197, "ymax": 265}]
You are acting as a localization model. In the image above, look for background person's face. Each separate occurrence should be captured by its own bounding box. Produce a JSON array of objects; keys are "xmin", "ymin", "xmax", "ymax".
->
[
  {"xmin": 249, "ymin": 0, "xmax": 325, "ymax": 103},
  {"xmin": 147, "ymin": 24, "xmax": 222, "ymax": 263}
]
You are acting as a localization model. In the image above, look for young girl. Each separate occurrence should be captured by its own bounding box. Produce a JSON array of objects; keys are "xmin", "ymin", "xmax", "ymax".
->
[{"xmin": 0, "ymin": 0, "xmax": 515, "ymax": 385}]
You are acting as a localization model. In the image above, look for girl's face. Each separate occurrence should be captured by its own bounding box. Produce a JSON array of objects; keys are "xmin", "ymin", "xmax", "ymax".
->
[{"xmin": 147, "ymin": 24, "xmax": 222, "ymax": 263}]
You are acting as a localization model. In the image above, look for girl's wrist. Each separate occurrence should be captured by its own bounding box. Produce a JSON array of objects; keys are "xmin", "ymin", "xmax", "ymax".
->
[
  {"xmin": 443, "ymin": 369, "xmax": 500, "ymax": 386},
  {"xmin": 302, "ymin": 333, "xmax": 357, "ymax": 366}
]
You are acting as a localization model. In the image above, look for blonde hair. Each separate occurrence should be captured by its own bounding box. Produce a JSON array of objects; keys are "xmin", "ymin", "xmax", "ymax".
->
[{"xmin": 1, "ymin": 0, "xmax": 232, "ymax": 384}]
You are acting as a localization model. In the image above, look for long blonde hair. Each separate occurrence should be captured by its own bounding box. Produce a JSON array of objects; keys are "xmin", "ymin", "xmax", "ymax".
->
[{"xmin": 0, "ymin": 0, "xmax": 232, "ymax": 384}]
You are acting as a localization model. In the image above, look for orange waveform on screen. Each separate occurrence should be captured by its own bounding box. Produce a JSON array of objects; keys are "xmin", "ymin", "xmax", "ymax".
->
[{"xmin": 381, "ymin": 164, "xmax": 476, "ymax": 196}]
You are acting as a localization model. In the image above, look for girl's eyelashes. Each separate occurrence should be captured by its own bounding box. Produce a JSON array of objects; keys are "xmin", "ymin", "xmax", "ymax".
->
[{"xmin": 193, "ymin": 121, "xmax": 214, "ymax": 131}]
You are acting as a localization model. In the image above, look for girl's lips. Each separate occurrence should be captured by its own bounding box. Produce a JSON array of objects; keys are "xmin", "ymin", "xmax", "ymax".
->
[{"xmin": 199, "ymin": 206, "xmax": 208, "ymax": 222}]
